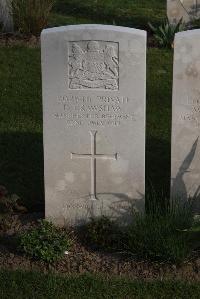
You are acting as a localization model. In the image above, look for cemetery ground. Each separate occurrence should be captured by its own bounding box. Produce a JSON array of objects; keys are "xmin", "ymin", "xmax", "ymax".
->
[
  {"xmin": 0, "ymin": 0, "xmax": 200, "ymax": 297},
  {"xmin": 1, "ymin": 44, "xmax": 200, "ymax": 293}
]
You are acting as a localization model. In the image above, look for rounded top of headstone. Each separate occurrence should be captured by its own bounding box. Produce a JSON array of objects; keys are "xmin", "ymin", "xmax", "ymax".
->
[
  {"xmin": 41, "ymin": 24, "xmax": 147, "ymax": 38},
  {"xmin": 175, "ymin": 29, "xmax": 200, "ymax": 39}
]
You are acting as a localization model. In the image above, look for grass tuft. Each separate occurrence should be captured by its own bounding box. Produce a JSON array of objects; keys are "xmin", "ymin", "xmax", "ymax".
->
[{"xmin": 12, "ymin": 0, "xmax": 55, "ymax": 35}]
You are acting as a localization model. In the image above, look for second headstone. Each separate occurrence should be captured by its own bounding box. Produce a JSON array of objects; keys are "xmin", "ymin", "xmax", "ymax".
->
[
  {"xmin": 171, "ymin": 29, "xmax": 200, "ymax": 214},
  {"xmin": 167, "ymin": 0, "xmax": 200, "ymax": 24}
]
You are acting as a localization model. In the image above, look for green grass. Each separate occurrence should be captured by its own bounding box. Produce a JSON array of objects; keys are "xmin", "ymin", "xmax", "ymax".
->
[
  {"xmin": 0, "ymin": 46, "xmax": 173, "ymax": 210},
  {"xmin": 0, "ymin": 270, "xmax": 200, "ymax": 299},
  {"xmin": 49, "ymin": 13, "xmax": 101, "ymax": 28},
  {"xmin": 52, "ymin": 0, "xmax": 166, "ymax": 29}
]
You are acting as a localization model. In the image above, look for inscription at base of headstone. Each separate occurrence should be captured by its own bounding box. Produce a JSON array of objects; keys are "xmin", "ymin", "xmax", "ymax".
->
[
  {"xmin": 167, "ymin": 0, "xmax": 200, "ymax": 24},
  {"xmin": 42, "ymin": 25, "xmax": 146, "ymax": 226},
  {"xmin": 171, "ymin": 30, "xmax": 200, "ymax": 214}
]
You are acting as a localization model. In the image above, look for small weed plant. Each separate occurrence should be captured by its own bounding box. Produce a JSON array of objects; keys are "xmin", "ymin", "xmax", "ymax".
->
[
  {"xmin": 19, "ymin": 219, "xmax": 72, "ymax": 263},
  {"xmin": 12, "ymin": 0, "xmax": 55, "ymax": 35},
  {"xmin": 149, "ymin": 18, "xmax": 184, "ymax": 48}
]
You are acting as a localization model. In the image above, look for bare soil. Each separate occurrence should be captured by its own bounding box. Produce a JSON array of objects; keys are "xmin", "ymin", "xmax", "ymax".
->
[
  {"xmin": 0, "ymin": 33, "xmax": 157, "ymax": 49},
  {"xmin": 0, "ymin": 33, "xmax": 40, "ymax": 47}
]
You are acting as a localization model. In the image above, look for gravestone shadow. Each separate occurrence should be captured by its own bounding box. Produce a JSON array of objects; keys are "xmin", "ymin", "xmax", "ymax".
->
[
  {"xmin": 76, "ymin": 191, "xmax": 144, "ymax": 252},
  {"xmin": 98, "ymin": 191, "xmax": 144, "ymax": 224},
  {"xmin": 171, "ymin": 137, "xmax": 200, "ymax": 214},
  {"xmin": 0, "ymin": 132, "xmax": 44, "ymax": 212},
  {"xmin": 0, "ymin": 132, "xmax": 171, "ymax": 216},
  {"xmin": 67, "ymin": 191, "xmax": 145, "ymax": 228},
  {"xmin": 146, "ymin": 136, "xmax": 171, "ymax": 211}
]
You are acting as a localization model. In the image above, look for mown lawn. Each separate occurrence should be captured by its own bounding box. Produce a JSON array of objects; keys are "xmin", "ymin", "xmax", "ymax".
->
[
  {"xmin": 52, "ymin": 0, "xmax": 166, "ymax": 29},
  {"xmin": 0, "ymin": 270, "xmax": 200, "ymax": 299},
  {"xmin": 49, "ymin": 13, "xmax": 100, "ymax": 28},
  {"xmin": 0, "ymin": 47, "xmax": 172, "ymax": 209}
]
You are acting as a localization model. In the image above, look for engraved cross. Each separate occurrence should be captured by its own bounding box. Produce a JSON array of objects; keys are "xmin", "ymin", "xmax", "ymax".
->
[{"xmin": 71, "ymin": 130, "xmax": 117, "ymax": 200}]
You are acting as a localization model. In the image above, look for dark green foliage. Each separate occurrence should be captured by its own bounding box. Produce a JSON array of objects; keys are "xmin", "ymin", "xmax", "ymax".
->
[
  {"xmin": 53, "ymin": 0, "xmax": 165, "ymax": 30},
  {"xmin": 126, "ymin": 202, "xmax": 194, "ymax": 263},
  {"xmin": 1, "ymin": 270, "xmax": 200, "ymax": 299},
  {"xmin": 18, "ymin": 220, "xmax": 72, "ymax": 263},
  {"xmin": 83, "ymin": 216, "xmax": 121, "ymax": 250},
  {"xmin": 149, "ymin": 18, "xmax": 185, "ymax": 48},
  {"xmin": 82, "ymin": 200, "xmax": 196, "ymax": 264}
]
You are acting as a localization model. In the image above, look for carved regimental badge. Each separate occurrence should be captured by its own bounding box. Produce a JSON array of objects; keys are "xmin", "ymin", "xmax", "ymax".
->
[{"xmin": 68, "ymin": 41, "xmax": 119, "ymax": 90}]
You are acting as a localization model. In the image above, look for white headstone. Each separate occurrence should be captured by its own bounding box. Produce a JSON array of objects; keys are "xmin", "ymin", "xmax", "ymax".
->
[
  {"xmin": 0, "ymin": 0, "xmax": 13, "ymax": 32},
  {"xmin": 171, "ymin": 29, "xmax": 200, "ymax": 214},
  {"xmin": 167, "ymin": 0, "xmax": 200, "ymax": 24},
  {"xmin": 41, "ymin": 25, "xmax": 146, "ymax": 226}
]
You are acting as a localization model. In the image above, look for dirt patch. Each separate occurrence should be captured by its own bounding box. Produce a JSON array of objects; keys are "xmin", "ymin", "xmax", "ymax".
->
[
  {"xmin": 0, "ymin": 33, "xmax": 158, "ymax": 49},
  {"xmin": 0, "ymin": 213, "xmax": 199, "ymax": 281},
  {"xmin": 0, "ymin": 33, "xmax": 40, "ymax": 47}
]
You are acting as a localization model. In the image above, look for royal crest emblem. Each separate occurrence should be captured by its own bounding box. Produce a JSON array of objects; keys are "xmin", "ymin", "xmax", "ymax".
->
[{"xmin": 68, "ymin": 41, "xmax": 119, "ymax": 90}]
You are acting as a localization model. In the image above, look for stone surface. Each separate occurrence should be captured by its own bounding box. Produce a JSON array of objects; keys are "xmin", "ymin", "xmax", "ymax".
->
[
  {"xmin": 171, "ymin": 29, "xmax": 200, "ymax": 214},
  {"xmin": 0, "ymin": 0, "xmax": 13, "ymax": 32},
  {"xmin": 41, "ymin": 25, "xmax": 146, "ymax": 226},
  {"xmin": 167, "ymin": 0, "xmax": 200, "ymax": 24}
]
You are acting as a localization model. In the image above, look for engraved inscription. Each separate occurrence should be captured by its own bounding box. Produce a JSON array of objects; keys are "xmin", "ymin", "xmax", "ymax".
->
[
  {"xmin": 54, "ymin": 94, "xmax": 136, "ymax": 127},
  {"xmin": 71, "ymin": 130, "xmax": 118, "ymax": 200},
  {"xmin": 63, "ymin": 203, "xmax": 130, "ymax": 210},
  {"xmin": 68, "ymin": 41, "xmax": 119, "ymax": 90},
  {"xmin": 180, "ymin": 89, "xmax": 200, "ymax": 127},
  {"xmin": 181, "ymin": 106, "xmax": 200, "ymax": 127}
]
